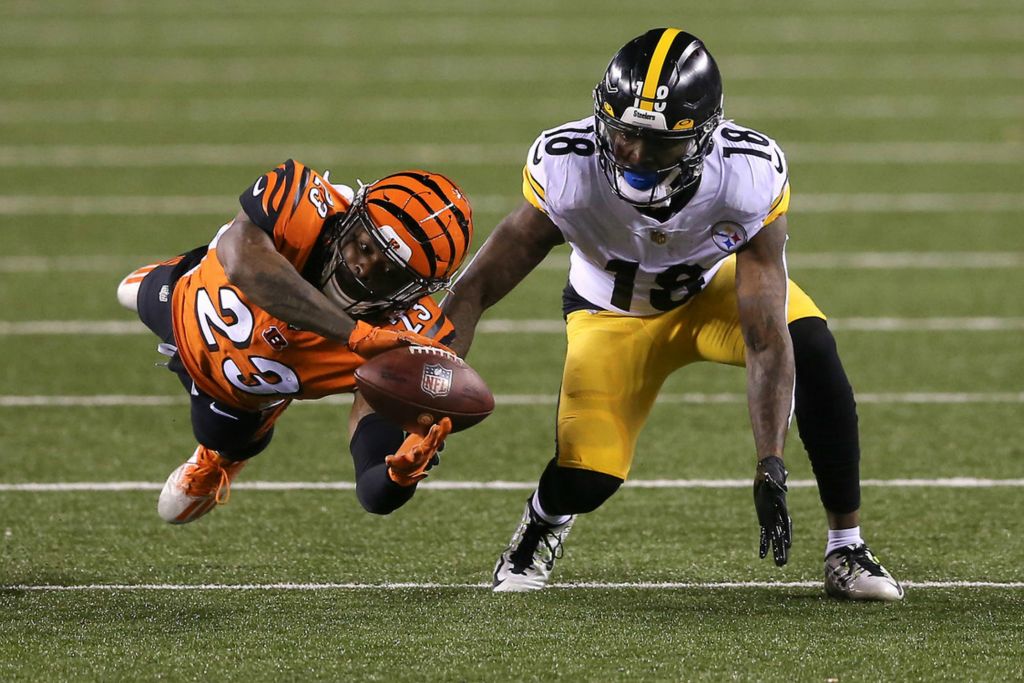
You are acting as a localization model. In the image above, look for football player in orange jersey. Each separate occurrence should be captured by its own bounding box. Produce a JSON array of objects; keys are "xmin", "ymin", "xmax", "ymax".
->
[{"xmin": 117, "ymin": 161, "xmax": 473, "ymax": 524}]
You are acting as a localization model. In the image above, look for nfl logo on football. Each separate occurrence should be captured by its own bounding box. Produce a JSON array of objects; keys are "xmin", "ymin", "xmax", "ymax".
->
[{"xmin": 421, "ymin": 364, "xmax": 453, "ymax": 398}]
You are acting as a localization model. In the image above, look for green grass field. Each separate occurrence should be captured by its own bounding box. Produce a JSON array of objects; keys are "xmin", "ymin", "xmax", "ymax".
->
[{"xmin": 1, "ymin": 0, "xmax": 1023, "ymax": 680}]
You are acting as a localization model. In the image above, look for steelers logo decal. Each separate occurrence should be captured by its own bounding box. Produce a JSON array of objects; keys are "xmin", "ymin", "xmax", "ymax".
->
[{"xmin": 712, "ymin": 221, "xmax": 747, "ymax": 252}]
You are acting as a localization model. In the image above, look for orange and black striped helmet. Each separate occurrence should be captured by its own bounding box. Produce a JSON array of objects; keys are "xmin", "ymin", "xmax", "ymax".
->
[{"xmin": 321, "ymin": 170, "xmax": 473, "ymax": 318}]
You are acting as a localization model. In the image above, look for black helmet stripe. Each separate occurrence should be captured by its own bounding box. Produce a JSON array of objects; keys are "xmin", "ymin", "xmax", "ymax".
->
[
  {"xmin": 366, "ymin": 195, "xmax": 440, "ymax": 275},
  {"xmin": 378, "ymin": 173, "xmax": 469, "ymax": 277},
  {"xmin": 391, "ymin": 171, "xmax": 471, "ymax": 254},
  {"xmin": 375, "ymin": 179, "xmax": 458, "ymax": 271},
  {"xmin": 370, "ymin": 182, "xmax": 447, "ymax": 271},
  {"xmin": 392, "ymin": 172, "xmax": 470, "ymax": 234}
]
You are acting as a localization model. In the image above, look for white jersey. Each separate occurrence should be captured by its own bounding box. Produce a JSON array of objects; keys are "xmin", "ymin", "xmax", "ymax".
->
[{"xmin": 522, "ymin": 117, "xmax": 791, "ymax": 316}]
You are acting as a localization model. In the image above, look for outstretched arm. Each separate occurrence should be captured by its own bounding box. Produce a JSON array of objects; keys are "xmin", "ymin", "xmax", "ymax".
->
[
  {"xmin": 442, "ymin": 201, "xmax": 565, "ymax": 357},
  {"xmin": 346, "ymin": 393, "xmax": 450, "ymax": 515},
  {"xmin": 736, "ymin": 215, "xmax": 795, "ymax": 565},
  {"xmin": 217, "ymin": 211, "xmax": 447, "ymax": 357},
  {"xmin": 736, "ymin": 216, "xmax": 794, "ymax": 460},
  {"xmin": 217, "ymin": 210, "xmax": 357, "ymax": 341}
]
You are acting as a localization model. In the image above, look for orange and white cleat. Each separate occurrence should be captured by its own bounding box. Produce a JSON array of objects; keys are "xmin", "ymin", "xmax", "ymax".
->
[
  {"xmin": 116, "ymin": 255, "xmax": 184, "ymax": 312},
  {"xmin": 157, "ymin": 446, "xmax": 247, "ymax": 524},
  {"xmin": 116, "ymin": 263, "xmax": 160, "ymax": 312}
]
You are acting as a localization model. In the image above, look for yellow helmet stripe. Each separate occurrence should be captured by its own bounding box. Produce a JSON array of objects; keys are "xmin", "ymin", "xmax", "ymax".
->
[{"xmin": 639, "ymin": 28, "xmax": 682, "ymax": 111}]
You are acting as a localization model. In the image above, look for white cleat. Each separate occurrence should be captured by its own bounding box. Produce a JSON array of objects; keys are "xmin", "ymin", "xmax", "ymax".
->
[
  {"xmin": 158, "ymin": 446, "xmax": 246, "ymax": 524},
  {"xmin": 492, "ymin": 500, "xmax": 575, "ymax": 592},
  {"xmin": 825, "ymin": 543, "xmax": 904, "ymax": 601}
]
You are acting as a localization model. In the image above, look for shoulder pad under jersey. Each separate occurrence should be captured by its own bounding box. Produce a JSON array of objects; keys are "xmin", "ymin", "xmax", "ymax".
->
[
  {"xmin": 713, "ymin": 121, "xmax": 791, "ymax": 226},
  {"xmin": 522, "ymin": 118, "xmax": 598, "ymax": 215}
]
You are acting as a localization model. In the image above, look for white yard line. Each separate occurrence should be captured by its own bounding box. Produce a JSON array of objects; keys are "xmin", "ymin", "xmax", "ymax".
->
[
  {"xmin": 2, "ymin": 580, "xmax": 1021, "ymax": 592},
  {"xmin": 0, "ymin": 255, "xmax": 137, "ymax": 272},
  {"xmin": 474, "ymin": 318, "xmax": 1024, "ymax": 333},
  {"xmin": 0, "ymin": 395, "xmax": 186, "ymax": 407},
  {"xmin": 0, "ymin": 142, "xmax": 1019, "ymax": 167},
  {"xmin": 795, "ymin": 194, "xmax": 1024, "ymax": 212},
  {"xmin": 1, "ymin": 194, "xmax": 1021, "ymax": 215},
  {"xmin": 6, "ymin": 0, "xmax": 1019, "ymax": 14},
  {"xmin": 2, "ymin": 478, "xmax": 1023, "ymax": 493},
  {"xmin": 3, "ymin": 318, "xmax": 1023, "ymax": 337},
  {"xmin": 829, "ymin": 318, "xmax": 1024, "ymax": 331},
  {"xmin": 0, "ymin": 321, "xmax": 148, "ymax": 335},
  {"xmin": 0, "ymin": 52, "xmax": 1020, "ymax": 81},
  {"xmin": 0, "ymin": 194, "xmax": 517, "ymax": 214},
  {"xmin": 787, "ymin": 252, "xmax": 1024, "ymax": 269},
  {"xmin": 4, "ymin": 252, "xmax": 1023, "ymax": 273},
  {"xmin": 0, "ymin": 96, "xmax": 1021, "ymax": 123},
  {"xmin": 1, "ymin": 392, "xmax": 1022, "ymax": 408}
]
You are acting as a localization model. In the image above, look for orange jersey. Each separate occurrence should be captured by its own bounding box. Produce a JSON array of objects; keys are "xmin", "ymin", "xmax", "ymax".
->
[{"xmin": 170, "ymin": 160, "xmax": 455, "ymax": 412}]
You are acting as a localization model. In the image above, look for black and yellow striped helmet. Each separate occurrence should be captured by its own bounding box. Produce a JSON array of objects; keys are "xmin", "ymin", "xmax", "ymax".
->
[{"xmin": 593, "ymin": 28, "xmax": 723, "ymax": 206}]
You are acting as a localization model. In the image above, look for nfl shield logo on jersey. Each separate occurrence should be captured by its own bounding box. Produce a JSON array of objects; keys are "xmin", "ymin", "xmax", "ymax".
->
[
  {"xmin": 421, "ymin": 364, "xmax": 453, "ymax": 398},
  {"xmin": 712, "ymin": 221, "xmax": 747, "ymax": 252}
]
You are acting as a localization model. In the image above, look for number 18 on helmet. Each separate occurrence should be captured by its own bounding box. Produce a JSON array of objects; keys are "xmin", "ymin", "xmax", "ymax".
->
[{"xmin": 593, "ymin": 28, "xmax": 724, "ymax": 207}]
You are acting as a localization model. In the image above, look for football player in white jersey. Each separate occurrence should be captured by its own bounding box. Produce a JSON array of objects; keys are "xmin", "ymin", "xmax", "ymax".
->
[{"xmin": 443, "ymin": 28, "xmax": 902, "ymax": 600}]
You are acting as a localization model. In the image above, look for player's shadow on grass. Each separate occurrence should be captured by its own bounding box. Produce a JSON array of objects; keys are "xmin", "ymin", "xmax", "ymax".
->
[{"xmin": 526, "ymin": 586, "xmax": 836, "ymax": 617}]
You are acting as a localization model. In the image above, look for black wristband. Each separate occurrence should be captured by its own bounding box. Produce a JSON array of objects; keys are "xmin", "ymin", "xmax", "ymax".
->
[
  {"xmin": 349, "ymin": 413, "xmax": 415, "ymax": 515},
  {"xmin": 349, "ymin": 412, "xmax": 405, "ymax": 478}
]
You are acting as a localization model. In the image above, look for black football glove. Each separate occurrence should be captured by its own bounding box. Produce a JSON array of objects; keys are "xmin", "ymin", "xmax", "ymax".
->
[{"xmin": 753, "ymin": 455, "xmax": 792, "ymax": 567}]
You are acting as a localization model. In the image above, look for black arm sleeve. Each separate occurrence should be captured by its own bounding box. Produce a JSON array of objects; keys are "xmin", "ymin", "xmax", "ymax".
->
[{"xmin": 349, "ymin": 413, "xmax": 416, "ymax": 515}]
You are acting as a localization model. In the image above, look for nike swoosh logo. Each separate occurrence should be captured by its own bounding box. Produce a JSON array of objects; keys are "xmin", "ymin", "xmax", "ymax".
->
[
  {"xmin": 209, "ymin": 402, "xmax": 240, "ymax": 420},
  {"xmin": 773, "ymin": 151, "xmax": 784, "ymax": 174},
  {"xmin": 252, "ymin": 177, "xmax": 266, "ymax": 196},
  {"xmin": 492, "ymin": 558, "xmax": 507, "ymax": 587}
]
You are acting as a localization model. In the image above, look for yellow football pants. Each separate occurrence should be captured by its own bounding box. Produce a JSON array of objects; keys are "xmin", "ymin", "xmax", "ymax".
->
[{"xmin": 556, "ymin": 255, "xmax": 825, "ymax": 480}]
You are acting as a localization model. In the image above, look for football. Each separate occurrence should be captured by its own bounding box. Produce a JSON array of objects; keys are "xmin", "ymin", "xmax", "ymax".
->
[{"xmin": 354, "ymin": 345, "xmax": 495, "ymax": 435}]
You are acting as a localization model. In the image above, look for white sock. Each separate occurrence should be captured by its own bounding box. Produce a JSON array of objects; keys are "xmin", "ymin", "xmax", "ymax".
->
[
  {"xmin": 826, "ymin": 526, "xmax": 864, "ymax": 557},
  {"xmin": 531, "ymin": 491, "xmax": 572, "ymax": 527}
]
